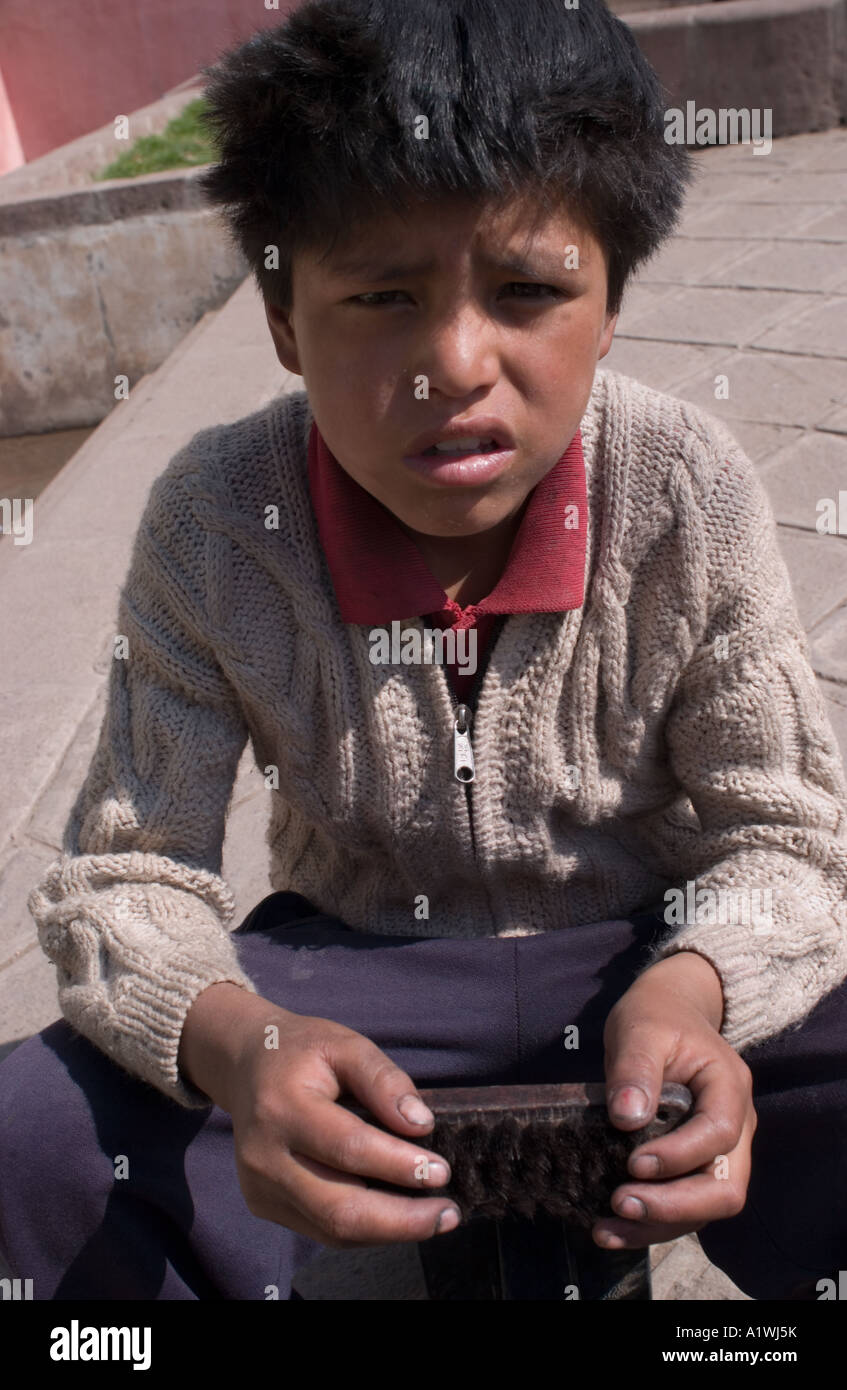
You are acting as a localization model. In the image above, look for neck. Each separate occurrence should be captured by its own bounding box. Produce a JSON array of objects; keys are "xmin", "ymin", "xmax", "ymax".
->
[{"xmin": 399, "ymin": 501, "xmax": 528, "ymax": 608}]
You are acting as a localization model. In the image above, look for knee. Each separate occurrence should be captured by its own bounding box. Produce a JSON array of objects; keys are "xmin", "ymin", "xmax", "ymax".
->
[
  {"xmin": 0, "ymin": 1034, "xmax": 53, "ymax": 1145},
  {"xmin": 0, "ymin": 1025, "xmax": 104, "ymax": 1183}
]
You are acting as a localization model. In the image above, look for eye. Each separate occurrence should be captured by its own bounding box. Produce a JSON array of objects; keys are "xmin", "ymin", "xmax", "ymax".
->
[
  {"xmin": 502, "ymin": 282, "xmax": 563, "ymax": 300},
  {"xmin": 352, "ymin": 291, "xmax": 411, "ymax": 306}
]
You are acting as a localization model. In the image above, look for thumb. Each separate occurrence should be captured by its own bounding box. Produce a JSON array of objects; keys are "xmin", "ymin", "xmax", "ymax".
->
[{"xmin": 603, "ymin": 1016, "xmax": 665, "ymax": 1131}]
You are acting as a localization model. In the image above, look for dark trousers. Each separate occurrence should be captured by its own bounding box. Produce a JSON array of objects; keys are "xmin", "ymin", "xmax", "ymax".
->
[{"xmin": 0, "ymin": 890, "xmax": 844, "ymax": 1300}]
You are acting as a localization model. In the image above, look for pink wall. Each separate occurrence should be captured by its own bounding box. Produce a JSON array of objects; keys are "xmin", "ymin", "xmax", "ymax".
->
[
  {"xmin": 0, "ymin": 0, "xmax": 299, "ymax": 171},
  {"xmin": 0, "ymin": 63, "xmax": 25, "ymax": 176}
]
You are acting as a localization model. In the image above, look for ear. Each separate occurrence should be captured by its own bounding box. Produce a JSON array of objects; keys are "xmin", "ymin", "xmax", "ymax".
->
[
  {"xmin": 265, "ymin": 300, "xmax": 303, "ymax": 376},
  {"xmin": 597, "ymin": 310, "xmax": 618, "ymax": 362}
]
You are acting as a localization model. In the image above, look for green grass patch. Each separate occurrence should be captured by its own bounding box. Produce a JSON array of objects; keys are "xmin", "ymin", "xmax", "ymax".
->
[{"xmin": 93, "ymin": 97, "xmax": 217, "ymax": 180}]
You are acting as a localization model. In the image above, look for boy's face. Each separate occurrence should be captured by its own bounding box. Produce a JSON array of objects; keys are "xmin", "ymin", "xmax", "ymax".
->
[{"xmin": 265, "ymin": 191, "xmax": 617, "ymax": 550}]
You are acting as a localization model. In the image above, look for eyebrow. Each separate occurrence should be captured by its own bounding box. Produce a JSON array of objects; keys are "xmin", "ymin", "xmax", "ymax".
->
[{"xmin": 323, "ymin": 250, "xmax": 571, "ymax": 283}]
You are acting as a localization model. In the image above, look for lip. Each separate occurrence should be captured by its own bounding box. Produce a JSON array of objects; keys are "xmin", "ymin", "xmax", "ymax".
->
[
  {"xmin": 402, "ymin": 416, "xmax": 517, "ymax": 487},
  {"xmin": 403, "ymin": 446, "xmax": 517, "ymax": 486}
]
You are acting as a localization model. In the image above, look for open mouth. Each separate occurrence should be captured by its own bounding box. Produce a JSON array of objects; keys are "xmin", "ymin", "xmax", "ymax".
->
[{"xmin": 420, "ymin": 437, "xmax": 501, "ymax": 457}]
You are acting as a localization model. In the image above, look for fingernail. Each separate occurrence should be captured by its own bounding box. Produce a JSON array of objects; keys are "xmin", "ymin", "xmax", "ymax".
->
[
  {"xmin": 425, "ymin": 1161, "xmax": 449, "ymax": 1185},
  {"xmin": 435, "ymin": 1207, "xmax": 460, "ymax": 1234},
  {"xmin": 631, "ymin": 1154, "xmax": 660, "ymax": 1178},
  {"xmin": 609, "ymin": 1085, "xmax": 649, "ymax": 1121},
  {"xmin": 398, "ymin": 1094, "xmax": 434, "ymax": 1125},
  {"xmin": 616, "ymin": 1195, "xmax": 648, "ymax": 1220}
]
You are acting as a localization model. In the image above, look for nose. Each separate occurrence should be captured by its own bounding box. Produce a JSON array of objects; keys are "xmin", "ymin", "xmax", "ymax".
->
[{"xmin": 412, "ymin": 300, "xmax": 499, "ymax": 398}]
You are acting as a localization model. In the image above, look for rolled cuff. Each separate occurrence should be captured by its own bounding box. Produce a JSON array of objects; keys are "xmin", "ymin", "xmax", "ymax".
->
[
  {"xmin": 641, "ymin": 917, "xmax": 847, "ymax": 1053},
  {"xmin": 28, "ymin": 854, "xmax": 259, "ymax": 1108}
]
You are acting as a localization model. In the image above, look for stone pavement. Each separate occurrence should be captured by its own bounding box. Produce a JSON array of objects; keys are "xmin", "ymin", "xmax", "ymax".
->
[
  {"xmin": 1, "ymin": 127, "xmax": 845, "ymax": 1300},
  {"xmin": 605, "ymin": 126, "xmax": 847, "ymax": 775}
]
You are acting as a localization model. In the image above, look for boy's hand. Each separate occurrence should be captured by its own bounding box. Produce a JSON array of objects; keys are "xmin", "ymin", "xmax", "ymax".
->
[
  {"xmin": 595, "ymin": 951, "xmax": 757, "ymax": 1249},
  {"xmin": 179, "ymin": 982, "xmax": 460, "ymax": 1248}
]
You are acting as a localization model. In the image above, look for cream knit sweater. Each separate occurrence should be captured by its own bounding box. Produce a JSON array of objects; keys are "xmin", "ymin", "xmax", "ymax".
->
[{"xmin": 28, "ymin": 368, "xmax": 847, "ymax": 1108}]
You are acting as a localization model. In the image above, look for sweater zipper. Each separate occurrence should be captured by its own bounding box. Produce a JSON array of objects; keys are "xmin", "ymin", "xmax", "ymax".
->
[{"xmin": 451, "ymin": 614, "xmax": 508, "ymax": 860}]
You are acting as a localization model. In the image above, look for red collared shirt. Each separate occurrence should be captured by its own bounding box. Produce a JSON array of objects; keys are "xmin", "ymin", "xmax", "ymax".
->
[{"xmin": 307, "ymin": 424, "xmax": 587, "ymax": 703}]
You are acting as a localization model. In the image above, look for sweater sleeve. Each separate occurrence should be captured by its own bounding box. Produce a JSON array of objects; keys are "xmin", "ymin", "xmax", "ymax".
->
[
  {"xmin": 27, "ymin": 456, "xmax": 258, "ymax": 1108},
  {"xmin": 638, "ymin": 446, "xmax": 847, "ymax": 1054}
]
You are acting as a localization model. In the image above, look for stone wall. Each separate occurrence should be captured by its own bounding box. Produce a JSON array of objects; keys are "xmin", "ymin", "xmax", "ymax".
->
[
  {"xmin": 630, "ymin": 0, "xmax": 847, "ymax": 137},
  {"xmin": 0, "ymin": 166, "xmax": 248, "ymax": 437}
]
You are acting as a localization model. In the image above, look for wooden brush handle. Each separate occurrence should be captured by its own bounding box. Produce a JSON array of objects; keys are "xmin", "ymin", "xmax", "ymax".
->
[
  {"xmin": 416, "ymin": 1081, "xmax": 692, "ymax": 1138},
  {"xmin": 342, "ymin": 1081, "xmax": 692, "ymax": 1138}
]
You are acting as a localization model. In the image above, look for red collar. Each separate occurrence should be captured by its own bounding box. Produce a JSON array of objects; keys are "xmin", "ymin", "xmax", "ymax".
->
[{"xmin": 307, "ymin": 422, "xmax": 587, "ymax": 621}]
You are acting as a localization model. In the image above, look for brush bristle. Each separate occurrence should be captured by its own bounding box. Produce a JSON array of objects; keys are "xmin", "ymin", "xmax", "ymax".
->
[
  {"xmin": 343, "ymin": 1083, "xmax": 692, "ymax": 1224},
  {"xmin": 425, "ymin": 1109, "xmax": 644, "ymax": 1224}
]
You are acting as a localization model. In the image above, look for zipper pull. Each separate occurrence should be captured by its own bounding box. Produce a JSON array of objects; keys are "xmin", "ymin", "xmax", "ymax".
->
[{"xmin": 453, "ymin": 703, "xmax": 475, "ymax": 783}]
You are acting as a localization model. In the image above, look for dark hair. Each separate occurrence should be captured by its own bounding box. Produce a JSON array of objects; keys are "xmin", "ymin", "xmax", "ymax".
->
[{"xmin": 197, "ymin": 0, "xmax": 693, "ymax": 317}]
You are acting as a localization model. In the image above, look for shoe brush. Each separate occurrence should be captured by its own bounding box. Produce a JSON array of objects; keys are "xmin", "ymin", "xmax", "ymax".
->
[{"xmin": 340, "ymin": 1081, "xmax": 693, "ymax": 1226}]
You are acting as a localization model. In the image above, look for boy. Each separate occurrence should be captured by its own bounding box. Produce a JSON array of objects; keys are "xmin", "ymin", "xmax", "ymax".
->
[{"xmin": 1, "ymin": 0, "xmax": 846, "ymax": 1301}]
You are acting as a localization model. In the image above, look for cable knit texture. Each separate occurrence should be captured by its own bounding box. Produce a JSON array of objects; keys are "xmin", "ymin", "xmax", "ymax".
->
[{"xmin": 28, "ymin": 368, "xmax": 847, "ymax": 1107}]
